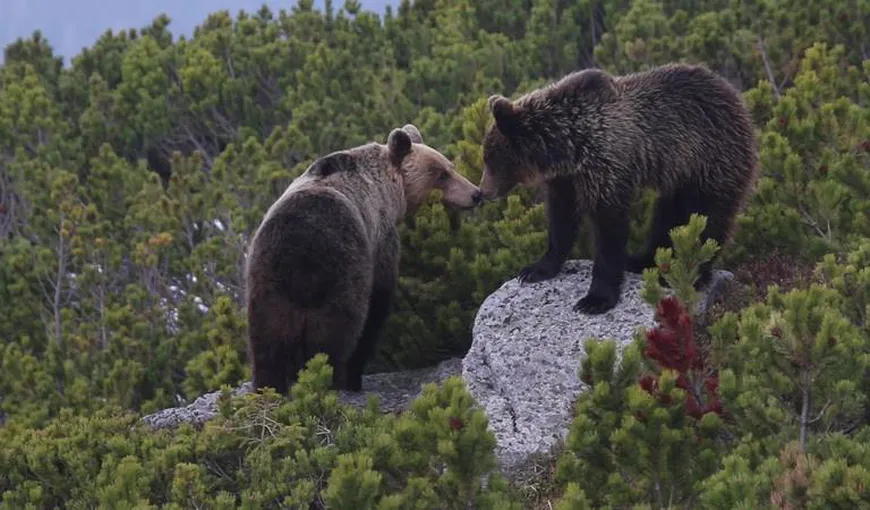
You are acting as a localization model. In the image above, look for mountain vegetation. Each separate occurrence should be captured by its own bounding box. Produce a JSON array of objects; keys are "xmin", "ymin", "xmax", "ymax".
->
[
  {"xmin": 0, "ymin": 0, "xmax": 868, "ymax": 507},
  {"xmin": 0, "ymin": 0, "xmax": 396, "ymax": 66}
]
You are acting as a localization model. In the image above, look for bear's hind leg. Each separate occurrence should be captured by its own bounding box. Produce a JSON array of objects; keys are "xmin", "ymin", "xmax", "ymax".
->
[
  {"xmin": 250, "ymin": 340, "xmax": 292, "ymax": 396},
  {"xmin": 345, "ymin": 232, "xmax": 399, "ymax": 392},
  {"xmin": 518, "ymin": 176, "xmax": 579, "ymax": 284},
  {"xmin": 683, "ymin": 187, "xmax": 740, "ymax": 290},
  {"xmin": 302, "ymin": 306, "xmax": 367, "ymax": 391},
  {"xmin": 345, "ymin": 287, "xmax": 393, "ymax": 392},
  {"xmin": 248, "ymin": 293, "xmax": 304, "ymax": 396},
  {"xmin": 574, "ymin": 206, "xmax": 631, "ymax": 315},
  {"xmin": 626, "ymin": 192, "xmax": 687, "ymax": 274}
]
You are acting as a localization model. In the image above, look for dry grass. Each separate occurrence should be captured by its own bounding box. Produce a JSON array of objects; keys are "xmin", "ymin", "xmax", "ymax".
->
[
  {"xmin": 510, "ymin": 451, "xmax": 564, "ymax": 510},
  {"xmin": 731, "ymin": 249, "xmax": 820, "ymax": 297}
]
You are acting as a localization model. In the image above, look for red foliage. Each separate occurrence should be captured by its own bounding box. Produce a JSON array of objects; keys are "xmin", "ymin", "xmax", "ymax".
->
[
  {"xmin": 639, "ymin": 375, "xmax": 657, "ymax": 393},
  {"xmin": 639, "ymin": 296, "xmax": 723, "ymax": 420},
  {"xmin": 449, "ymin": 417, "xmax": 464, "ymax": 431}
]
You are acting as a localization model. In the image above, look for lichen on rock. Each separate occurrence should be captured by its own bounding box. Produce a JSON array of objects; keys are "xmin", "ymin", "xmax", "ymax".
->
[{"xmin": 461, "ymin": 259, "xmax": 732, "ymax": 481}]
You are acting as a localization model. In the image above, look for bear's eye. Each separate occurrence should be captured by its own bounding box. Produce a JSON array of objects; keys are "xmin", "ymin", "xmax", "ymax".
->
[{"xmin": 438, "ymin": 170, "xmax": 450, "ymax": 181}]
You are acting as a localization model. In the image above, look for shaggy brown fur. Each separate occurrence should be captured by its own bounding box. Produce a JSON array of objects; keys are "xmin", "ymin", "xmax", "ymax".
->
[
  {"xmin": 479, "ymin": 63, "xmax": 759, "ymax": 314},
  {"xmin": 245, "ymin": 124, "xmax": 482, "ymax": 393}
]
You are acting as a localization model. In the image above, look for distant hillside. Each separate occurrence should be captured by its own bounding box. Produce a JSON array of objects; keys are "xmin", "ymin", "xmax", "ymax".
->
[{"xmin": 0, "ymin": 0, "xmax": 396, "ymax": 64}]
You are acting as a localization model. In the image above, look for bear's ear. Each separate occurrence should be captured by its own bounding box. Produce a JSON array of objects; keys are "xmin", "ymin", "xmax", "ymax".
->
[
  {"xmin": 401, "ymin": 124, "xmax": 423, "ymax": 144},
  {"xmin": 388, "ymin": 128, "xmax": 412, "ymax": 166},
  {"xmin": 488, "ymin": 94, "xmax": 521, "ymax": 135}
]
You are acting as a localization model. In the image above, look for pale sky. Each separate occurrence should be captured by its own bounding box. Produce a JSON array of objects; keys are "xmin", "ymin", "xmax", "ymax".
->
[{"xmin": 0, "ymin": 0, "xmax": 395, "ymax": 64}]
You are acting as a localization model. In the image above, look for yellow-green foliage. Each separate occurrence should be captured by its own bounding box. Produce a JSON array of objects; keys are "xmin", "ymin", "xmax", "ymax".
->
[
  {"xmin": 0, "ymin": 355, "xmax": 521, "ymax": 509},
  {"xmin": 1, "ymin": 0, "xmax": 869, "ymax": 507},
  {"xmin": 552, "ymin": 224, "xmax": 870, "ymax": 509}
]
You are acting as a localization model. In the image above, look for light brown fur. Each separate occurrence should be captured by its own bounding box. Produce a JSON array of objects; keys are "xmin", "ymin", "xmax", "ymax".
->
[{"xmin": 246, "ymin": 125, "xmax": 481, "ymax": 393}]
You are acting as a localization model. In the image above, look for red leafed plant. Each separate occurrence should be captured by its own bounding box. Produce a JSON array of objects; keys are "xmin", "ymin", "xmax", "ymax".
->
[{"xmin": 639, "ymin": 295, "xmax": 723, "ymax": 420}]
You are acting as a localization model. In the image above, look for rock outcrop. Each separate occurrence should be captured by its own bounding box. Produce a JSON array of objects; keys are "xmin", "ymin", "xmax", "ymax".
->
[
  {"xmin": 462, "ymin": 259, "xmax": 732, "ymax": 480},
  {"xmin": 141, "ymin": 259, "xmax": 732, "ymax": 482},
  {"xmin": 141, "ymin": 358, "xmax": 463, "ymax": 430}
]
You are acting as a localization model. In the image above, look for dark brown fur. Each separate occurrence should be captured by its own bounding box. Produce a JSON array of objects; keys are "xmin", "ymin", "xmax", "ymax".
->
[
  {"xmin": 246, "ymin": 125, "xmax": 481, "ymax": 394},
  {"xmin": 479, "ymin": 63, "xmax": 759, "ymax": 314}
]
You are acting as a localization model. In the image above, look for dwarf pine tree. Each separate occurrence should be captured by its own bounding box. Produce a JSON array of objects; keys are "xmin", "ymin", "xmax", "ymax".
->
[
  {"xmin": 0, "ymin": 356, "xmax": 520, "ymax": 508},
  {"xmin": 696, "ymin": 252, "xmax": 870, "ymax": 507},
  {"xmin": 555, "ymin": 216, "xmax": 870, "ymax": 508},
  {"xmin": 1, "ymin": 0, "xmax": 869, "ymax": 505},
  {"xmin": 554, "ymin": 215, "xmax": 725, "ymax": 508}
]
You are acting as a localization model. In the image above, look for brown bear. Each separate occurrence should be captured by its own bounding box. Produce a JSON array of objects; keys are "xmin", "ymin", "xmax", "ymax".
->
[
  {"xmin": 478, "ymin": 63, "xmax": 759, "ymax": 314},
  {"xmin": 245, "ymin": 124, "xmax": 482, "ymax": 394}
]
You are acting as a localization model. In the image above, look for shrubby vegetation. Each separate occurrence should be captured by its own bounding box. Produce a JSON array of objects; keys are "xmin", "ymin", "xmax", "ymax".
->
[
  {"xmin": 0, "ymin": 0, "xmax": 867, "ymax": 507},
  {"xmin": 0, "ymin": 356, "xmax": 521, "ymax": 509},
  {"xmin": 556, "ymin": 217, "xmax": 870, "ymax": 508}
]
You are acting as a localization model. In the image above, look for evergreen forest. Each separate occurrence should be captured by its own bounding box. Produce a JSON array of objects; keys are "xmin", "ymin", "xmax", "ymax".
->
[{"xmin": 0, "ymin": 0, "xmax": 869, "ymax": 507}]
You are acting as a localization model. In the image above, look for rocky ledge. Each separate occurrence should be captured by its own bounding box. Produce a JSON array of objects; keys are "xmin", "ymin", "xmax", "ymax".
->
[
  {"xmin": 141, "ymin": 259, "xmax": 732, "ymax": 481},
  {"xmin": 140, "ymin": 357, "xmax": 463, "ymax": 430},
  {"xmin": 462, "ymin": 259, "xmax": 732, "ymax": 480}
]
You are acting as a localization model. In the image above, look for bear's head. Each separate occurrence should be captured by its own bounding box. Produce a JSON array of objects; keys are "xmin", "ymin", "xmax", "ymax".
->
[
  {"xmin": 478, "ymin": 95, "xmax": 543, "ymax": 200},
  {"xmin": 387, "ymin": 124, "xmax": 482, "ymax": 215}
]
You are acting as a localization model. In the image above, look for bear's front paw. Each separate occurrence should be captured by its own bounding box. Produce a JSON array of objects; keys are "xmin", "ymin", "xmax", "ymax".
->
[
  {"xmin": 517, "ymin": 262, "xmax": 559, "ymax": 284},
  {"xmin": 573, "ymin": 291, "xmax": 619, "ymax": 315}
]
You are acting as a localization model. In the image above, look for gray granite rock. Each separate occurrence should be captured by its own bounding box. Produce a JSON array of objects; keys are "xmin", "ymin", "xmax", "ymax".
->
[
  {"xmin": 141, "ymin": 382, "xmax": 255, "ymax": 430},
  {"xmin": 461, "ymin": 259, "xmax": 732, "ymax": 481},
  {"xmin": 337, "ymin": 357, "xmax": 463, "ymax": 413},
  {"xmin": 140, "ymin": 358, "xmax": 463, "ymax": 430}
]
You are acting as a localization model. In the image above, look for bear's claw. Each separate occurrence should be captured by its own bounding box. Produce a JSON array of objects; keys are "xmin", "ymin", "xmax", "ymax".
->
[
  {"xmin": 517, "ymin": 262, "xmax": 559, "ymax": 284},
  {"xmin": 573, "ymin": 292, "xmax": 618, "ymax": 315}
]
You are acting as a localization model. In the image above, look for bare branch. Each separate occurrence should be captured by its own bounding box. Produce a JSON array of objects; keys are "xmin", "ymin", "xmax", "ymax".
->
[
  {"xmin": 757, "ymin": 35, "xmax": 781, "ymax": 101},
  {"xmin": 224, "ymin": 47, "xmax": 237, "ymax": 80},
  {"xmin": 181, "ymin": 123, "xmax": 214, "ymax": 169},
  {"xmin": 800, "ymin": 381, "xmax": 811, "ymax": 451},
  {"xmin": 52, "ymin": 217, "xmax": 68, "ymax": 349},
  {"xmin": 798, "ymin": 205, "xmax": 830, "ymax": 240},
  {"xmin": 808, "ymin": 401, "xmax": 831, "ymax": 425}
]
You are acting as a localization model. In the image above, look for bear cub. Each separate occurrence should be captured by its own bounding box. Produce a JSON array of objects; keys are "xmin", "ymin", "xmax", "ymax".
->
[
  {"xmin": 479, "ymin": 63, "xmax": 759, "ymax": 314},
  {"xmin": 245, "ymin": 125, "xmax": 482, "ymax": 394}
]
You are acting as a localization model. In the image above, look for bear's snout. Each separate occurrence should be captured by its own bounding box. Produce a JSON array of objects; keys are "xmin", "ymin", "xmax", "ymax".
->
[{"xmin": 478, "ymin": 166, "xmax": 509, "ymax": 200}]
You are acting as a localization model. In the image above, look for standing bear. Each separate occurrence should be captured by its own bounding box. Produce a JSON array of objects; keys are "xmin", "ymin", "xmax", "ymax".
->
[
  {"xmin": 479, "ymin": 63, "xmax": 759, "ymax": 314},
  {"xmin": 245, "ymin": 125, "xmax": 482, "ymax": 394}
]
